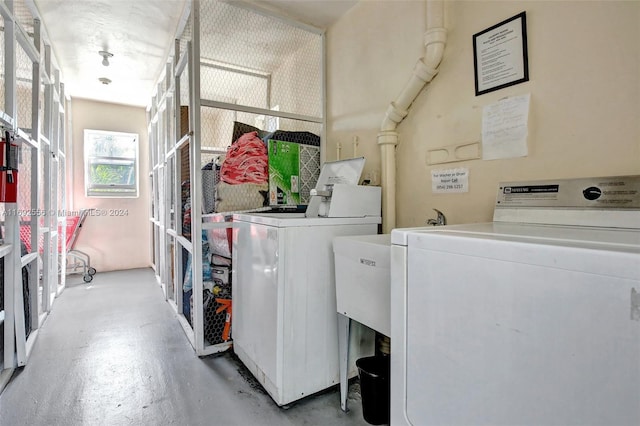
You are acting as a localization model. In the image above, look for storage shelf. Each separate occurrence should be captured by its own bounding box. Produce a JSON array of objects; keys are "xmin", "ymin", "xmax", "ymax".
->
[
  {"xmin": 0, "ymin": 244, "xmax": 13, "ymax": 259},
  {"xmin": 21, "ymin": 252, "xmax": 38, "ymax": 267},
  {"xmin": 148, "ymin": 0, "xmax": 325, "ymax": 357}
]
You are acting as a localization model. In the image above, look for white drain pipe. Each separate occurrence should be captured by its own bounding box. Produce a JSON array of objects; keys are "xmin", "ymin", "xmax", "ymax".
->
[{"xmin": 378, "ymin": 0, "xmax": 447, "ymax": 233}]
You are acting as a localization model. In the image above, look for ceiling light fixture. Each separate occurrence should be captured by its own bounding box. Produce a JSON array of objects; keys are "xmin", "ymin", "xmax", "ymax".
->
[
  {"xmin": 99, "ymin": 50, "xmax": 113, "ymax": 66},
  {"xmin": 99, "ymin": 77, "xmax": 112, "ymax": 85}
]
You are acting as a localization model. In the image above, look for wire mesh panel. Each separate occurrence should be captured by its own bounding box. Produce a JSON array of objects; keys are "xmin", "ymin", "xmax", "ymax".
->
[
  {"xmin": 180, "ymin": 175, "xmax": 191, "ymax": 241},
  {"xmin": 174, "ymin": 20, "xmax": 192, "ymax": 142},
  {"xmin": 17, "ymin": 143, "xmax": 33, "ymax": 260},
  {"xmin": 17, "ymin": 143, "xmax": 32, "ymax": 213},
  {"xmin": 269, "ymin": 33, "xmax": 323, "ymax": 119},
  {"xmin": 151, "ymin": 121, "xmax": 159, "ymax": 171},
  {"xmin": 167, "ymin": 236, "xmax": 175, "ymax": 303},
  {"xmin": 199, "ymin": 0, "xmax": 323, "ymax": 118},
  {"xmin": 195, "ymin": 0, "xmax": 324, "ymax": 216},
  {"xmin": 153, "ymin": 169, "xmax": 160, "ymax": 222},
  {"xmin": 165, "ymin": 89, "xmax": 175, "ymax": 155},
  {"xmin": 199, "ymin": 231, "xmax": 231, "ymax": 347},
  {"xmin": 36, "ymin": 145, "xmax": 47, "ymax": 317},
  {"xmin": 200, "ymin": 64, "xmax": 268, "ymax": 110},
  {"xmin": 47, "ymin": 232, "xmax": 56, "ymax": 287},
  {"xmin": 157, "ymin": 77, "xmax": 166, "ymax": 108},
  {"xmin": 179, "ymin": 15, "xmax": 192, "ymax": 61},
  {"xmin": 13, "ymin": 0, "xmax": 34, "ymax": 38},
  {"xmin": 168, "ymin": 155, "xmax": 176, "ymax": 230},
  {"xmin": 149, "ymin": 170, "xmax": 155, "ymax": 221},
  {"xmin": 38, "ymin": 145, "xmax": 46, "ymax": 222},
  {"xmin": 16, "ymin": 42, "xmax": 33, "ymax": 133},
  {"xmin": 43, "ymin": 159, "xmax": 56, "ymax": 232},
  {"xmin": 175, "ymin": 50, "xmax": 192, "ymax": 241},
  {"xmin": 156, "ymin": 110, "xmax": 164, "ymax": 169},
  {"xmin": 57, "ymin": 111, "xmax": 65, "ymax": 155},
  {"xmin": 277, "ymin": 118, "xmax": 323, "ymax": 135},
  {"xmin": 179, "ymin": 61, "xmax": 190, "ymax": 129},
  {"xmin": 38, "ymin": 81, "xmax": 45, "ymax": 137},
  {"xmin": 36, "ymin": 224, "xmax": 45, "ymax": 318},
  {"xmin": 200, "ymin": 105, "xmax": 234, "ymax": 151},
  {"xmin": 57, "ymin": 155, "xmax": 65, "ymax": 213}
]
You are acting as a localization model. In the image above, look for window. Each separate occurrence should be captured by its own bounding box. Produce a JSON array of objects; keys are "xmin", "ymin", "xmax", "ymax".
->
[{"xmin": 84, "ymin": 129, "xmax": 139, "ymax": 197}]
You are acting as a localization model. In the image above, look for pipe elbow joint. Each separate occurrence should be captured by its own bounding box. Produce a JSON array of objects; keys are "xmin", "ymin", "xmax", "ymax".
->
[
  {"xmin": 389, "ymin": 102, "xmax": 409, "ymax": 122},
  {"xmin": 377, "ymin": 130, "xmax": 399, "ymax": 146},
  {"xmin": 424, "ymin": 27, "xmax": 447, "ymax": 47},
  {"xmin": 423, "ymin": 27, "xmax": 447, "ymax": 71},
  {"xmin": 415, "ymin": 58, "xmax": 439, "ymax": 83},
  {"xmin": 380, "ymin": 102, "xmax": 408, "ymax": 132}
]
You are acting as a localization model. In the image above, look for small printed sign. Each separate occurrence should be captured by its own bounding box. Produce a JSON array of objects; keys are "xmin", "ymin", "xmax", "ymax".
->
[{"xmin": 432, "ymin": 168, "xmax": 469, "ymax": 194}]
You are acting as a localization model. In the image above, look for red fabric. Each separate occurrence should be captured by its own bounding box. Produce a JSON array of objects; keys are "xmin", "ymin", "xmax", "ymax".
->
[
  {"xmin": 220, "ymin": 131, "xmax": 268, "ymax": 184},
  {"xmin": 19, "ymin": 225, "xmax": 32, "ymax": 252}
]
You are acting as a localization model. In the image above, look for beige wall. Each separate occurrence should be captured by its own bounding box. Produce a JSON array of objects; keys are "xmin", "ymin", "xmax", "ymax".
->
[
  {"xmin": 327, "ymin": 0, "xmax": 640, "ymax": 226},
  {"xmin": 69, "ymin": 98, "xmax": 151, "ymax": 271}
]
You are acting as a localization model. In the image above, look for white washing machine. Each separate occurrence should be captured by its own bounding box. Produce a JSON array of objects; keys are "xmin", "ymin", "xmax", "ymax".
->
[
  {"xmin": 390, "ymin": 175, "xmax": 640, "ymax": 426},
  {"xmin": 232, "ymin": 158, "xmax": 380, "ymax": 406}
]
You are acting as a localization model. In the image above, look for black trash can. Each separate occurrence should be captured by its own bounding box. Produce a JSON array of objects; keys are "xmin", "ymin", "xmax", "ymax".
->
[{"xmin": 356, "ymin": 355, "xmax": 390, "ymax": 425}]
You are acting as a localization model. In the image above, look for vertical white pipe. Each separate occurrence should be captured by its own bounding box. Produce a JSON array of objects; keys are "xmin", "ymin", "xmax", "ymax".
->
[
  {"xmin": 379, "ymin": 135, "xmax": 397, "ymax": 231},
  {"xmin": 377, "ymin": 0, "xmax": 446, "ymax": 233}
]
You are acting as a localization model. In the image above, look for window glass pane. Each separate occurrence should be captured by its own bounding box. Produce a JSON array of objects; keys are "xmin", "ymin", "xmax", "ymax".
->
[
  {"xmin": 88, "ymin": 161, "xmax": 135, "ymax": 186},
  {"xmin": 86, "ymin": 132, "xmax": 136, "ymax": 158}
]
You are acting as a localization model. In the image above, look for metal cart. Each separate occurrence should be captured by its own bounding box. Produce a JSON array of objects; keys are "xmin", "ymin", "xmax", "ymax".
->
[{"xmin": 19, "ymin": 209, "xmax": 97, "ymax": 283}]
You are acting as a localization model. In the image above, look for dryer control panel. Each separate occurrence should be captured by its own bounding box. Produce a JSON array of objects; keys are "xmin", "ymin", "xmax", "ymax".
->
[{"xmin": 493, "ymin": 175, "xmax": 640, "ymax": 228}]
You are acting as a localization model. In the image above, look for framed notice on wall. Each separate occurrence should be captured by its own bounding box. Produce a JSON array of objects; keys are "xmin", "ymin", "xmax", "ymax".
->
[{"xmin": 473, "ymin": 11, "xmax": 529, "ymax": 96}]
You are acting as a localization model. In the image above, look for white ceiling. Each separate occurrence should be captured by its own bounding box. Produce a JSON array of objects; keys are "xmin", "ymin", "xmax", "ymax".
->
[{"xmin": 31, "ymin": 0, "xmax": 357, "ymax": 108}]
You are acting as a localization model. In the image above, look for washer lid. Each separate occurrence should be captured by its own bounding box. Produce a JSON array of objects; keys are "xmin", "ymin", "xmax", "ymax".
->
[
  {"xmin": 406, "ymin": 222, "xmax": 640, "ymax": 280},
  {"xmin": 232, "ymin": 212, "xmax": 381, "ymax": 227}
]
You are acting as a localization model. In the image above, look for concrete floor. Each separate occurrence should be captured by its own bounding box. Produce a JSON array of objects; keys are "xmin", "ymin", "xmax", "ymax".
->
[{"xmin": 0, "ymin": 268, "xmax": 370, "ymax": 426}]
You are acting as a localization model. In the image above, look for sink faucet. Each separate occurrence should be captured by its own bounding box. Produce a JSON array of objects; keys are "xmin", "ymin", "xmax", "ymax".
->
[{"xmin": 426, "ymin": 209, "xmax": 446, "ymax": 226}]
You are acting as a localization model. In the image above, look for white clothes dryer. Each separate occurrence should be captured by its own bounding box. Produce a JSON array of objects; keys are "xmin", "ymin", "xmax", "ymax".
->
[{"xmin": 390, "ymin": 175, "xmax": 640, "ymax": 426}]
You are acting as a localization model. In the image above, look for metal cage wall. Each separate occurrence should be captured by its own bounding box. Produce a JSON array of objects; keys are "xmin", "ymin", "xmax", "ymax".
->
[
  {"xmin": 148, "ymin": 0, "xmax": 325, "ymax": 356},
  {"xmin": 0, "ymin": 0, "xmax": 67, "ymax": 394}
]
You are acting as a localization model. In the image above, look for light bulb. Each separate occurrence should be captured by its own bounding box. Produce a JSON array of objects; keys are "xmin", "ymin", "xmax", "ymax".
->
[{"xmin": 99, "ymin": 51, "xmax": 113, "ymax": 67}]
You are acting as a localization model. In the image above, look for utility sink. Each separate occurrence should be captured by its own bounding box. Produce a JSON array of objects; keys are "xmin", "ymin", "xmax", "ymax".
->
[{"xmin": 333, "ymin": 233, "xmax": 391, "ymax": 337}]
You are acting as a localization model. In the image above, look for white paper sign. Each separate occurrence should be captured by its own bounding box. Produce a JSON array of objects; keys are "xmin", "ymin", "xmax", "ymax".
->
[
  {"xmin": 482, "ymin": 93, "xmax": 530, "ymax": 160},
  {"xmin": 432, "ymin": 168, "xmax": 469, "ymax": 193}
]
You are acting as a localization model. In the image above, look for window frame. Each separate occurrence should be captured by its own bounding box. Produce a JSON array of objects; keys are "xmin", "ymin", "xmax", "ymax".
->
[{"xmin": 84, "ymin": 129, "xmax": 139, "ymax": 198}]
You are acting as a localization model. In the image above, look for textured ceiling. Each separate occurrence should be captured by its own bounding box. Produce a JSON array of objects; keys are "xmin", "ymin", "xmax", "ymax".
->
[
  {"xmin": 33, "ymin": 0, "xmax": 187, "ymax": 107},
  {"xmin": 31, "ymin": 0, "xmax": 357, "ymax": 107}
]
